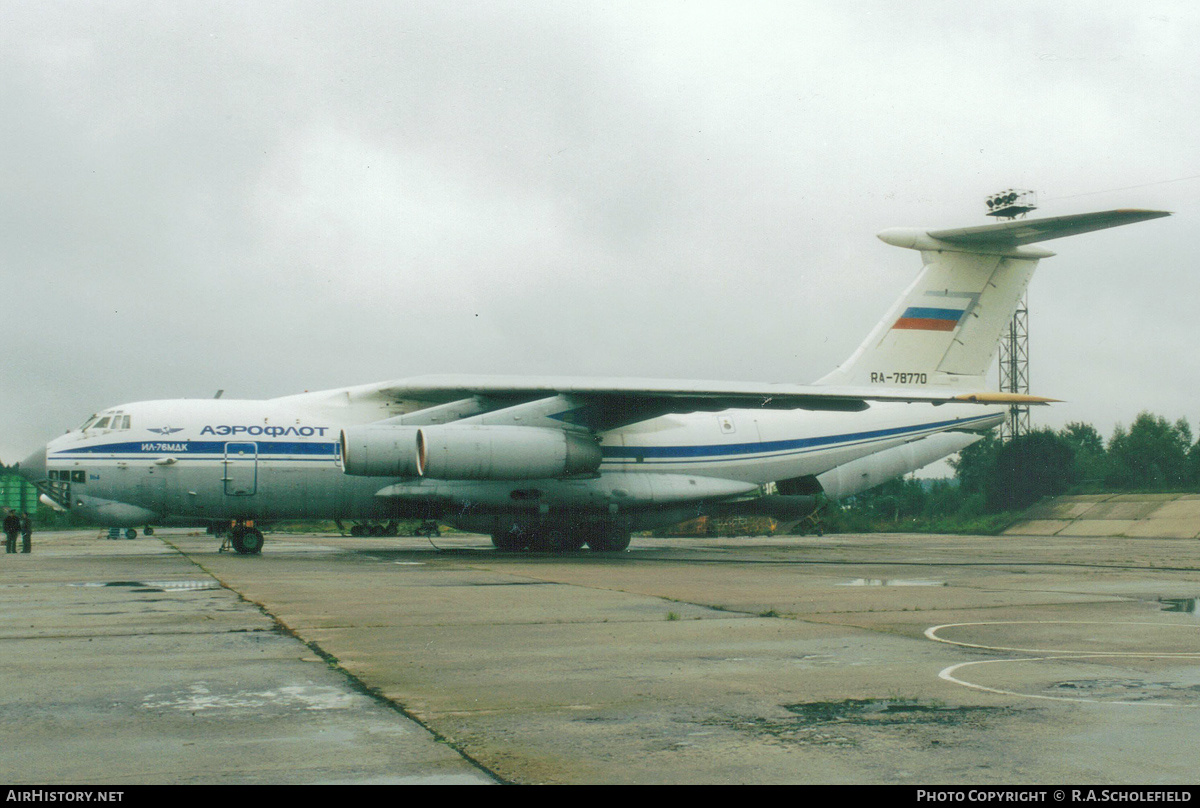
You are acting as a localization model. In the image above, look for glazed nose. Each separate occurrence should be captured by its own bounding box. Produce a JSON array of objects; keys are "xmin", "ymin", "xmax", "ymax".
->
[{"xmin": 16, "ymin": 446, "xmax": 47, "ymax": 483}]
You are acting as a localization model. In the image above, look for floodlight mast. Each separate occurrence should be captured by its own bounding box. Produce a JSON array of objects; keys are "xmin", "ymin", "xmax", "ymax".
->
[{"xmin": 987, "ymin": 189, "xmax": 1037, "ymax": 440}]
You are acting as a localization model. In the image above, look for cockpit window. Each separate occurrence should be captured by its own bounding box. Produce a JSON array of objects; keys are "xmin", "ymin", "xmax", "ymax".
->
[{"xmin": 79, "ymin": 413, "xmax": 130, "ymax": 431}]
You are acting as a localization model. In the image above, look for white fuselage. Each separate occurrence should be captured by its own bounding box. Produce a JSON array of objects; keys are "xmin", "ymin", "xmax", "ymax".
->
[{"xmin": 33, "ymin": 396, "xmax": 1001, "ymax": 529}]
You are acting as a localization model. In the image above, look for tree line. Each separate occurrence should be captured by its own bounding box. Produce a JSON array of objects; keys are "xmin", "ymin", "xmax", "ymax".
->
[{"xmin": 826, "ymin": 411, "xmax": 1200, "ymax": 533}]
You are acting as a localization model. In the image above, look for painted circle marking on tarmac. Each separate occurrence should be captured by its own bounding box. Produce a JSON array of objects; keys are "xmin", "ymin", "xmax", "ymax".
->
[
  {"xmin": 926, "ymin": 621, "xmax": 1200, "ymax": 707},
  {"xmin": 925, "ymin": 621, "xmax": 1200, "ymax": 656}
]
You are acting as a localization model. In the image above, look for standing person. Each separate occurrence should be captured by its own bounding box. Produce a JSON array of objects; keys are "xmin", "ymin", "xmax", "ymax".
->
[
  {"xmin": 3, "ymin": 510, "xmax": 18, "ymax": 553},
  {"xmin": 19, "ymin": 512, "xmax": 32, "ymax": 553}
]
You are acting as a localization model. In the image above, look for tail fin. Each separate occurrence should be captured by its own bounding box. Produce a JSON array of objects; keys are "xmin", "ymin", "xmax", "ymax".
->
[{"xmin": 816, "ymin": 209, "xmax": 1170, "ymax": 391}]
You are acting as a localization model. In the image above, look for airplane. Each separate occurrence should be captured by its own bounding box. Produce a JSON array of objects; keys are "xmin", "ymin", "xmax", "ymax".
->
[{"xmin": 12, "ymin": 208, "xmax": 1169, "ymax": 554}]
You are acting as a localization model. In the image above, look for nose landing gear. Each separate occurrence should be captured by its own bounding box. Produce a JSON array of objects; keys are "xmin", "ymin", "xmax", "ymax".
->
[{"xmin": 220, "ymin": 520, "xmax": 264, "ymax": 555}]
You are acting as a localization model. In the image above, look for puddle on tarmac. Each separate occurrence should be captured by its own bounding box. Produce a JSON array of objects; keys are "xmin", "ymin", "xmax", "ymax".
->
[
  {"xmin": 783, "ymin": 698, "xmax": 1004, "ymax": 724},
  {"xmin": 72, "ymin": 580, "xmax": 221, "ymax": 593},
  {"xmin": 1159, "ymin": 598, "xmax": 1197, "ymax": 614},
  {"xmin": 142, "ymin": 683, "xmax": 368, "ymax": 713},
  {"xmin": 702, "ymin": 698, "xmax": 1015, "ymax": 748},
  {"xmin": 1049, "ymin": 678, "xmax": 1200, "ymax": 702},
  {"xmin": 838, "ymin": 578, "xmax": 945, "ymax": 587}
]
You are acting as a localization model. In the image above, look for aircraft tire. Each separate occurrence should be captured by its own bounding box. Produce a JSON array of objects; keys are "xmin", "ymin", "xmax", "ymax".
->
[
  {"xmin": 232, "ymin": 528, "xmax": 264, "ymax": 555},
  {"xmin": 531, "ymin": 528, "xmax": 585, "ymax": 553},
  {"xmin": 144, "ymin": 527, "xmax": 154, "ymax": 536},
  {"xmin": 551, "ymin": 530, "xmax": 586, "ymax": 553},
  {"xmin": 491, "ymin": 531, "xmax": 530, "ymax": 552},
  {"xmin": 558, "ymin": 534, "xmax": 587, "ymax": 553},
  {"xmin": 586, "ymin": 527, "xmax": 631, "ymax": 553},
  {"xmin": 125, "ymin": 529, "xmax": 137, "ymax": 540}
]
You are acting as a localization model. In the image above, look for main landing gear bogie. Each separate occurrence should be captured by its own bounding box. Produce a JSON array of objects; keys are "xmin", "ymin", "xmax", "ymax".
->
[
  {"xmin": 490, "ymin": 524, "xmax": 631, "ymax": 554},
  {"xmin": 348, "ymin": 521, "xmax": 400, "ymax": 537}
]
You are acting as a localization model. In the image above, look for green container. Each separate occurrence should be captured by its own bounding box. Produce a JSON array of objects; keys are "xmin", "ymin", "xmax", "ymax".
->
[{"xmin": 0, "ymin": 473, "xmax": 39, "ymax": 514}]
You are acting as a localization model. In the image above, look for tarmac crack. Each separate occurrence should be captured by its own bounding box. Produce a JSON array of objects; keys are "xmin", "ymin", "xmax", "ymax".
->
[{"xmin": 170, "ymin": 546, "xmax": 509, "ymax": 785}]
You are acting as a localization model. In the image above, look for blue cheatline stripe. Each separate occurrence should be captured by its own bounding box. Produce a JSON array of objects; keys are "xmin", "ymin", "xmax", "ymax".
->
[
  {"xmin": 601, "ymin": 413, "xmax": 996, "ymax": 461},
  {"xmin": 50, "ymin": 440, "xmax": 339, "ymax": 458},
  {"xmin": 899, "ymin": 306, "xmax": 964, "ymax": 321}
]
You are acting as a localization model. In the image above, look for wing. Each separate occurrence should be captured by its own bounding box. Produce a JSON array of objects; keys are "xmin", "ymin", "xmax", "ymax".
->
[{"xmin": 277, "ymin": 374, "xmax": 1052, "ymax": 432}]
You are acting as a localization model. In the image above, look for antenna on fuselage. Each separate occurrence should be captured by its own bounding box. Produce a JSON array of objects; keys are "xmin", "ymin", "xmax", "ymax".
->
[
  {"xmin": 986, "ymin": 189, "xmax": 1037, "ymax": 441},
  {"xmin": 214, "ymin": 390, "xmax": 225, "ymax": 399}
]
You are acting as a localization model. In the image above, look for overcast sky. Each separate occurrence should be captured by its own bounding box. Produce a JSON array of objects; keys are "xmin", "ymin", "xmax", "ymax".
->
[{"xmin": 2, "ymin": 1, "xmax": 1197, "ymax": 469}]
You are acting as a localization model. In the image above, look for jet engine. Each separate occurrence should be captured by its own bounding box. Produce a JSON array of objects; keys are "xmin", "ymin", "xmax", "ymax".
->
[
  {"xmin": 339, "ymin": 424, "xmax": 603, "ymax": 480},
  {"xmin": 418, "ymin": 424, "xmax": 603, "ymax": 480},
  {"xmin": 339, "ymin": 424, "xmax": 423, "ymax": 477}
]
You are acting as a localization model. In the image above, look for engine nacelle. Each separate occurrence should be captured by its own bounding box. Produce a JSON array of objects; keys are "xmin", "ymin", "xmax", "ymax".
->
[
  {"xmin": 340, "ymin": 424, "xmax": 423, "ymax": 477},
  {"xmin": 418, "ymin": 425, "xmax": 603, "ymax": 480},
  {"xmin": 340, "ymin": 423, "xmax": 603, "ymax": 480}
]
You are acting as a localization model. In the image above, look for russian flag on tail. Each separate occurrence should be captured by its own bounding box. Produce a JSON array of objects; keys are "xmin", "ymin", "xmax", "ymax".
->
[{"xmin": 892, "ymin": 306, "xmax": 966, "ymax": 332}]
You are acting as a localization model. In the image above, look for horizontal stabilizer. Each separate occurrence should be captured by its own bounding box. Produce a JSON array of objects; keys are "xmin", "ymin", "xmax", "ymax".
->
[{"xmin": 926, "ymin": 209, "xmax": 1169, "ymax": 249}]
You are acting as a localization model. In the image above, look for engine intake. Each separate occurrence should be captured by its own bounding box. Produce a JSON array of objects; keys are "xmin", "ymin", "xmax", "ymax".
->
[{"xmin": 339, "ymin": 425, "xmax": 422, "ymax": 477}]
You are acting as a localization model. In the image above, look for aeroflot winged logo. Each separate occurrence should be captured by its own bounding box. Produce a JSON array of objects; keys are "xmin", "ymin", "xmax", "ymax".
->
[{"xmin": 147, "ymin": 427, "xmax": 184, "ymax": 435}]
